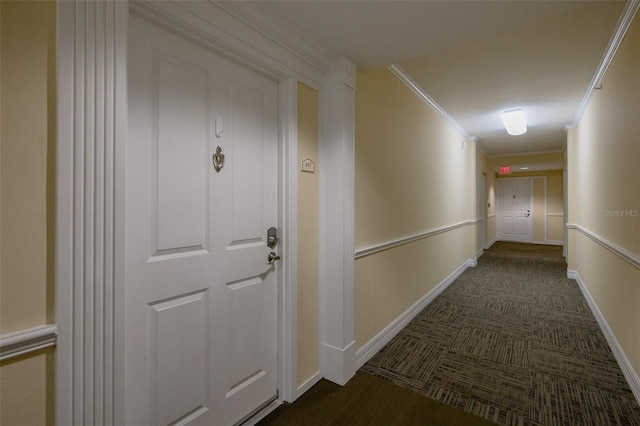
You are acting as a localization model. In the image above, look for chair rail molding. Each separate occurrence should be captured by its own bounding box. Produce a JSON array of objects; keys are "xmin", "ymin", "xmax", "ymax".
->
[
  {"xmin": 567, "ymin": 224, "xmax": 640, "ymax": 269},
  {"xmin": 355, "ymin": 220, "xmax": 476, "ymax": 259},
  {"xmin": 0, "ymin": 324, "xmax": 57, "ymax": 361}
]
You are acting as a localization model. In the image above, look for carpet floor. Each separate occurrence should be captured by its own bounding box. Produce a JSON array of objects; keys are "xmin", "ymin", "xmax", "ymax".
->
[
  {"xmin": 362, "ymin": 242, "xmax": 640, "ymax": 425},
  {"xmin": 259, "ymin": 371, "xmax": 496, "ymax": 425}
]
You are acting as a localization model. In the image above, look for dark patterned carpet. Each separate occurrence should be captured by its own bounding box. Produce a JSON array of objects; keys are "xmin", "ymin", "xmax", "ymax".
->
[{"xmin": 362, "ymin": 242, "xmax": 640, "ymax": 426}]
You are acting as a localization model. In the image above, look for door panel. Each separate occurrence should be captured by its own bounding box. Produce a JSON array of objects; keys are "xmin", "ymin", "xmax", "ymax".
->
[
  {"xmin": 153, "ymin": 56, "xmax": 209, "ymax": 256},
  {"xmin": 149, "ymin": 291, "xmax": 209, "ymax": 426},
  {"xmin": 155, "ymin": 58, "xmax": 208, "ymax": 253},
  {"xmin": 127, "ymin": 13, "xmax": 278, "ymax": 426}
]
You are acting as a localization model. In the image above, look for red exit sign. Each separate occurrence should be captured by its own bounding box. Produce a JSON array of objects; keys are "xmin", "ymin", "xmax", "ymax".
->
[{"xmin": 498, "ymin": 166, "xmax": 511, "ymax": 175}]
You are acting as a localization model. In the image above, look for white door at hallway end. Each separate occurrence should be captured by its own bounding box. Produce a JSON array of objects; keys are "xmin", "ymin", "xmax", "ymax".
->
[
  {"xmin": 125, "ymin": 13, "xmax": 279, "ymax": 425},
  {"xmin": 496, "ymin": 178, "xmax": 533, "ymax": 243}
]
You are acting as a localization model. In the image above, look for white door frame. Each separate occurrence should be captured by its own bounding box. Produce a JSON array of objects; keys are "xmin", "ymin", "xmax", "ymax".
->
[{"xmin": 55, "ymin": 1, "xmax": 356, "ymax": 423}]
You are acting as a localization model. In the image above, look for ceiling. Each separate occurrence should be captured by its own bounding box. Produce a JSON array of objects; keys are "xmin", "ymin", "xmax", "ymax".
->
[{"xmin": 255, "ymin": 0, "xmax": 626, "ymax": 156}]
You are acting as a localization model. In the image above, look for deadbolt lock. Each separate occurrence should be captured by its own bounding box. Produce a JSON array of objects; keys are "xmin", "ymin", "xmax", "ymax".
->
[{"xmin": 267, "ymin": 227, "xmax": 278, "ymax": 249}]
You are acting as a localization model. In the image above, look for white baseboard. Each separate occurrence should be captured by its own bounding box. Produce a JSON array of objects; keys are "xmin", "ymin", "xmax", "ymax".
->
[
  {"xmin": 533, "ymin": 240, "xmax": 563, "ymax": 246},
  {"xmin": 355, "ymin": 259, "xmax": 471, "ymax": 368},
  {"xmin": 570, "ymin": 270, "xmax": 640, "ymax": 404},
  {"xmin": 295, "ymin": 372, "xmax": 322, "ymax": 399},
  {"xmin": 322, "ymin": 340, "xmax": 356, "ymax": 386},
  {"xmin": 476, "ymin": 248, "xmax": 484, "ymax": 259},
  {"xmin": 483, "ymin": 238, "xmax": 496, "ymax": 250}
]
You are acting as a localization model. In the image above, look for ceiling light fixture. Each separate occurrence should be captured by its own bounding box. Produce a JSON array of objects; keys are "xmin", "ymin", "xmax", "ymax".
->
[{"xmin": 500, "ymin": 109, "xmax": 527, "ymax": 136}]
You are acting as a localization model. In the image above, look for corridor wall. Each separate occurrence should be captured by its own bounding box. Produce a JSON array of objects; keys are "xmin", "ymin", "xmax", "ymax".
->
[
  {"xmin": 567, "ymin": 11, "xmax": 640, "ymax": 386},
  {"xmin": 354, "ymin": 67, "xmax": 476, "ymax": 354}
]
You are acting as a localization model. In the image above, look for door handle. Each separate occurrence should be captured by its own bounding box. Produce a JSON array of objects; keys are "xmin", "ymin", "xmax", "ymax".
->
[
  {"xmin": 266, "ymin": 251, "xmax": 281, "ymax": 265},
  {"xmin": 525, "ymin": 210, "xmax": 531, "ymax": 217}
]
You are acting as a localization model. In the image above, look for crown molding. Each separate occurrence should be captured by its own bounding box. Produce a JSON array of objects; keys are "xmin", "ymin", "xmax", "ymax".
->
[
  {"xmin": 476, "ymin": 143, "xmax": 489, "ymax": 158},
  {"xmin": 487, "ymin": 148, "xmax": 564, "ymax": 159},
  {"xmin": 217, "ymin": 1, "xmax": 331, "ymax": 76},
  {"xmin": 130, "ymin": 1, "xmax": 329, "ymax": 87},
  {"xmin": 572, "ymin": 0, "xmax": 640, "ymax": 126},
  {"xmin": 387, "ymin": 64, "xmax": 475, "ymax": 142}
]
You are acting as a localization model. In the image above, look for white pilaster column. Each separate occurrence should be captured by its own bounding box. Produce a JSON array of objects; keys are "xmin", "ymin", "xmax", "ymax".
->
[
  {"xmin": 56, "ymin": 1, "xmax": 128, "ymax": 424},
  {"xmin": 319, "ymin": 56, "xmax": 356, "ymax": 385}
]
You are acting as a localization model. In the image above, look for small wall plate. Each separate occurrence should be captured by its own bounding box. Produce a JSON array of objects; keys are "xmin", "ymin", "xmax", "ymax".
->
[{"xmin": 301, "ymin": 158, "xmax": 315, "ymax": 173}]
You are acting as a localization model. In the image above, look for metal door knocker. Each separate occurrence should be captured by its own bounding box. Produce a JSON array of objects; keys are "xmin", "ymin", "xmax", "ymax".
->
[{"xmin": 213, "ymin": 146, "xmax": 225, "ymax": 173}]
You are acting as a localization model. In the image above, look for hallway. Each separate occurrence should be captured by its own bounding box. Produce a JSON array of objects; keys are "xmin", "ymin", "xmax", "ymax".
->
[
  {"xmin": 1, "ymin": 2, "xmax": 638, "ymax": 424},
  {"xmin": 263, "ymin": 243, "xmax": 640, "ymax": 425}
]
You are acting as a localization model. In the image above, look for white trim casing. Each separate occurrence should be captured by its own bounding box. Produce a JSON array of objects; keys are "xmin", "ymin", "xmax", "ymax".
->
[
  {"xmin": 319, "ymin": 56, "xmax": 357, "ymax": 386},
  {"xmin": 0, "ymin": 325, "xmax": 57, "ymax": 361},
  {"xmin": 568, "ymin": 270, "xmax": 640, "ymax": 404},
  {"xmin": 277, "ymin": 77, "xmax": 299, "ymax": 403},
  {"xmin": 537, "ymin": 176, "xmax": 548, "ymax": 244},
  {"xmin": 56, "ymin": 2, "xmax": 127, "ymax": 424}
]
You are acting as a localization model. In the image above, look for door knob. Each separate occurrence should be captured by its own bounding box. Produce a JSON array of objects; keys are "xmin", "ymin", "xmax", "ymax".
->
[{"xmin": 266, "ymin": 252, "xmax": 281, "ymax": 265}]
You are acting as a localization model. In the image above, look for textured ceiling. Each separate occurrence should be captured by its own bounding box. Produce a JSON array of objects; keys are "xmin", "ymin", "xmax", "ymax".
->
[{"xmin": 259, "ymin": 0, "xmax": 626, "ymax": 156}]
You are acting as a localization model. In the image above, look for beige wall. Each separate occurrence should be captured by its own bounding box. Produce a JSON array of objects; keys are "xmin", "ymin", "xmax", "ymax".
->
[
  {"xmin": 0, "ymin": 1, "xmax": 56, "ymax": 425},
  {"xmin": 354, "ymin": 67, "xmax": 476, "ymax": 348},
  {"xmin": 496, "ymin": 169, "xmax": 564, "ymax": 244},
  {"xmin": 296, "ymin": 83, "xmax": 320, "ymax": 387},
  {"xmin": 477, "ymin": 149, "xmax": 497, "ymax": 248},
  {"xmin": 569, "ymin": 12, "xmax": 640, "ymax": 376}
]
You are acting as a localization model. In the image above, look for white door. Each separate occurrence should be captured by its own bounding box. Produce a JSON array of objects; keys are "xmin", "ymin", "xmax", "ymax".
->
[
  {"xmin": 497, "ymin": 178, "xmax": 533, "ymax": 243},
  {"xmin": 126, "ymin": 14, "xmax": 279, "ymax": 426}
]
